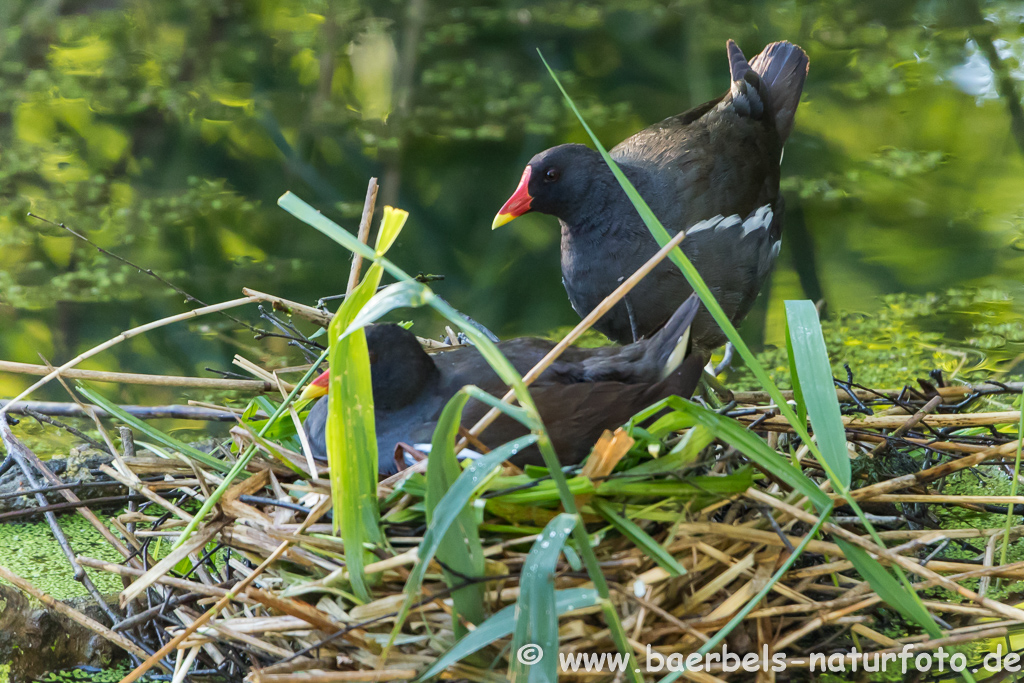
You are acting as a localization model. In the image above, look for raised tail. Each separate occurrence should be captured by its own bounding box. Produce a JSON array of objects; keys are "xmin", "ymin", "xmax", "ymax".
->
[
  {"xmin": 644, "ymin": 292, "xmax": 701, "ymax": 377},
  {"xmin": 748, "ymin": 41, "xmax": 809, "ymax": 143}
]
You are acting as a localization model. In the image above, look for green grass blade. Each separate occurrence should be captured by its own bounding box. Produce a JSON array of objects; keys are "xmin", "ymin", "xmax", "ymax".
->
[
  {"xmin": 374, "ymin": 205, "xmax": 408, "ymax": 254},
  {"xmin": 169, "ymin": 350, "xmax": 327, "ymax": 546},
  {"xmin": 386, "ymin": 432, "xmax": 539, "ymax": 654},
  {"xmin": 785, "ymin": 300, "xmax": 850, "ymax": 488},
  {"xmin": 590, "ymin": 498, "xmax": 685, "ymax": 576},
  {"xmin": 512, "ymin": 512, "xmax": 577, "ymax": 683},
  {"xmin": 638, "ymin": 397, "xmax": 831, "ymax": 511},
  {"xmin": 784, "ymin": 315, "xmax": 808, "ymax": 433},
  {"xmin": 782, "ymin": 301, "xmax": 949, "ymax": 644},
  {"xmin": 461, "ymin": 385, "xmax": 539, "ymax": 429},
  {"xmin": 76, "ymin": 385, "xmax": 234, "ymax": 474},
  {"xmin": 415, "ymin": 588, "xmax": 599, "ymax": 682},
  {"xmin": 837, "ymin": 539, "xmax": 942, "ymax": 638},
  {"xmin": 424, "ymin": 392, "xmax": 487, "ymax": 638}
]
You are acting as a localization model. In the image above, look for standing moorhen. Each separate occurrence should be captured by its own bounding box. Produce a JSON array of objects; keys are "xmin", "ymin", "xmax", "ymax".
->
[
  {"xmin": 301, "ymin": 294, "xmax": 703, "ymax": 475},
  {"xmin": 492, "ymin": 40, "xmax": 809, "ymax": 354}
]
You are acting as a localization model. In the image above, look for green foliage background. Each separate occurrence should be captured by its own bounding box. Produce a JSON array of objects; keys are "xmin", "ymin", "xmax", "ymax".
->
[{"xmin": 1, "ymin": 0, "xmax": 1023, "ymax": 406}]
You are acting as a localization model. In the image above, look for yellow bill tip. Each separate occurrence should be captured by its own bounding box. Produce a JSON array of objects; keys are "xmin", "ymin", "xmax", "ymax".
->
[{"xmin": 491, "ymin": 212, "xmax": 517, "ymax": 230}]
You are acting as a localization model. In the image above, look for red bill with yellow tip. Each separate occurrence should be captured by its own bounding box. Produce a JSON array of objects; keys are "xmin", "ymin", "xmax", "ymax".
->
[
  {"xmin": 299, "ymin": 370, "xmax": 330, "ymax": 401},
  {"xmin": 491, "ymin": 166, "xmax": 533, "ymax": 229}
]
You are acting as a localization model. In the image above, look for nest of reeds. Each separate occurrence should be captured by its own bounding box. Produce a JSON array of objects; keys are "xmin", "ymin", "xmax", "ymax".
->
[{"xmin": 2, "ymin": 179, "xmax": 1024, "ymax": 683}]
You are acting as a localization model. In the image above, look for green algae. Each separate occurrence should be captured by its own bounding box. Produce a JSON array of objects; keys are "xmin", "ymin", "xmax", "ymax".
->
[
  {"xmin": 0, "ymin": 513, "xmax": 126, "ymax": 599},
  {"xmin": 732, "ymin": 288, "xmax": 1024, "ymax": 391},
  {"xmin": 34, "ymin": 665, "xmax": 156, "ymax": 682}
]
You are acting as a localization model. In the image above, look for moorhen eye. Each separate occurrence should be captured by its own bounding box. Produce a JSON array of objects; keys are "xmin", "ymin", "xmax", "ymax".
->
[{"xmin": 544, "ymin": 168, "xmax": 559, "ymax": 182}]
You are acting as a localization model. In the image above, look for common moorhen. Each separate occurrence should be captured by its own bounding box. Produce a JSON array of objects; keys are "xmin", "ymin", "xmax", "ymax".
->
[
  {"xmin": 302, "ymin": 294, "xmax": 702, "ymax": 475},
  {"xmin": 493, "ymin": 40, "xmax": 809, "ymax": 352}
]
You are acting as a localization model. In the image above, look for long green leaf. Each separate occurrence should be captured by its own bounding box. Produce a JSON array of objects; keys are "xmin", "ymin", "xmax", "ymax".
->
[
  {"xmin": 344, "ymin": 280, "xmax": 434, "ymax": 336},
  {"xmin": 320, "ymin": 208, "xmax": 408, "ymax": 602},
  {"xmin": 416, "ymin": 588, "xmax": 599, "ymax": 682},
  {"xmin": 783, "ymin": 301, "xmax": 951, "ymax": 648},
  {"xmin": 387, "ymin": 432, "xmax": 539, "ymax": 652},
  {"xmin": 76, "ymin": 385, "xmax": 233, "ymax": 474},
  {"xmin": 591, "ymin": 498, "xmax": 685, "ymax": 576},
  {"xmin": 785, "ymin": 300, "xmax": 850, "ymax": 488},
  {"xmin": 512, "ymin": 513, "xmax": 577, "ymax": 683},
  {"xmin": 633, "ymin": 397, "xmax": 831, "ymax": 511},
  {"xmin": 838, "ymin": 539, "xmax": 941, "ymax": 637},
  {"xmin": 424, "ymin": 392, "xmax": 487, "ymax": 638}
]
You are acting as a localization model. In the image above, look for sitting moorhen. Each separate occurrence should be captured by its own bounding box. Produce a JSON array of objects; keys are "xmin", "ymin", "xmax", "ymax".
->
[
  {"xmin": 302, "ymin": 294, "xmax": 702, "ymax": 476},
  {"xmin": 493, "ymin": 40, "xmax": 809, "ymax": 353}
]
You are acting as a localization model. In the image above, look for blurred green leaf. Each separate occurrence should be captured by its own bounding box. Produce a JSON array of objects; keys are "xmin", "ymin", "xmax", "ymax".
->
[
  {"xmin": 511, "ymin": 512, "xmax": 577, "ymax": 683},
  {"xmin": 416, "ymin": 588, "xmax": 599, "ymax": 681}
]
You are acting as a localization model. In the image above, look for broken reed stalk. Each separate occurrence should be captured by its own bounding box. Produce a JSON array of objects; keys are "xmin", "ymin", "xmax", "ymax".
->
[
  {"xmin": 243, "ymin": 288, "xmax": 334, "ymax": 328},
  {"xmin": 0, "ymin": 360, "xmax": 271, "ymax": 392},
  {"xmin": 0, "ymin": 296, "xmax": 258, "ymax": 416},
  {"xmin": 457, "ymin": 220, "xmax": 692, "ymax": 451},
  {"xmin": 347, "ymin": 177, "xmax": 379, "ymax": 296},
  {"xmin": 729, "ymin": 381, "xmax": 1024, "ymax": 405}
]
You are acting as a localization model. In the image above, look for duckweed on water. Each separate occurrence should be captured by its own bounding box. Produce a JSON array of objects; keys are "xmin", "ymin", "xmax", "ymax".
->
[
  {"xmin": 0, "ymin": 514, "xmax": 125, "ymax": 599},
  {"xmin": 733, "ymin": 289, "xmax": 1024, "ymax": 390}
]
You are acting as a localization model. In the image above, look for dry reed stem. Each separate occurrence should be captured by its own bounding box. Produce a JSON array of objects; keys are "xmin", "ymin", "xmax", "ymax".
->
[
  {"xmin": 745, "ymin": 487, "xmax": 1024, "ymax": 622},
  {"xmin": 118, "ymin": 496, "xmax": 349, "ymax": 683},
  {"xmin": 0, "ymin": 359, "xmax": 270, "ymax": 391},
  {"xmin": 738, "ymin": 410, "xmax": 1022, "ymax": 430},
  {"xmin": 347, "ymin": 178, "xmax": 379, "ymax": 295},
  {"xmin": 0, "ymin": 295, "xmax": 258, "ymax": 416}
]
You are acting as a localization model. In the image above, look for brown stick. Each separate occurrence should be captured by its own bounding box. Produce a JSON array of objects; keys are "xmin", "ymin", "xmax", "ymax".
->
[
  {"xmin": 347, "ymin": 178, "xmax": 379, "ymax": 295},
  {"xmin": 75, "ymin": 556, "xmax": 258, "ymax": 604},
  {"xmin": 117, "ymin": 497, "xmax": 366, "ymax": 683},
  {"xmin": 242, "ymin": 289, "xmax": 333, "ymax": 328},
  {"xmin": 739, "ymin": 410, "xmax": 1022, "ymax": 430},
  {"xmin": 0, "ymin": 360, "xmax": 270, "ymax": 392},
  {"xmin": 1, "ymin": 400, "xmax": 245, "ymax": 421},
  {"xmin": 251, "ymin": 671, "xmax": 417, "ymax": 682},
  {"xmin": 730, "ymin": 382, "xmax": 1024, "ymax": 405}
]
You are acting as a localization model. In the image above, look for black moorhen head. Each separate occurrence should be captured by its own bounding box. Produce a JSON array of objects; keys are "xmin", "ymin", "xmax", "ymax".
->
[
  {"xmin": 493, "ymin": 40, "xmax": 809, "ymax": 351},
  {"xmin": 302, "ymin": 294, "xmax": 703, "ymax": 476}
]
